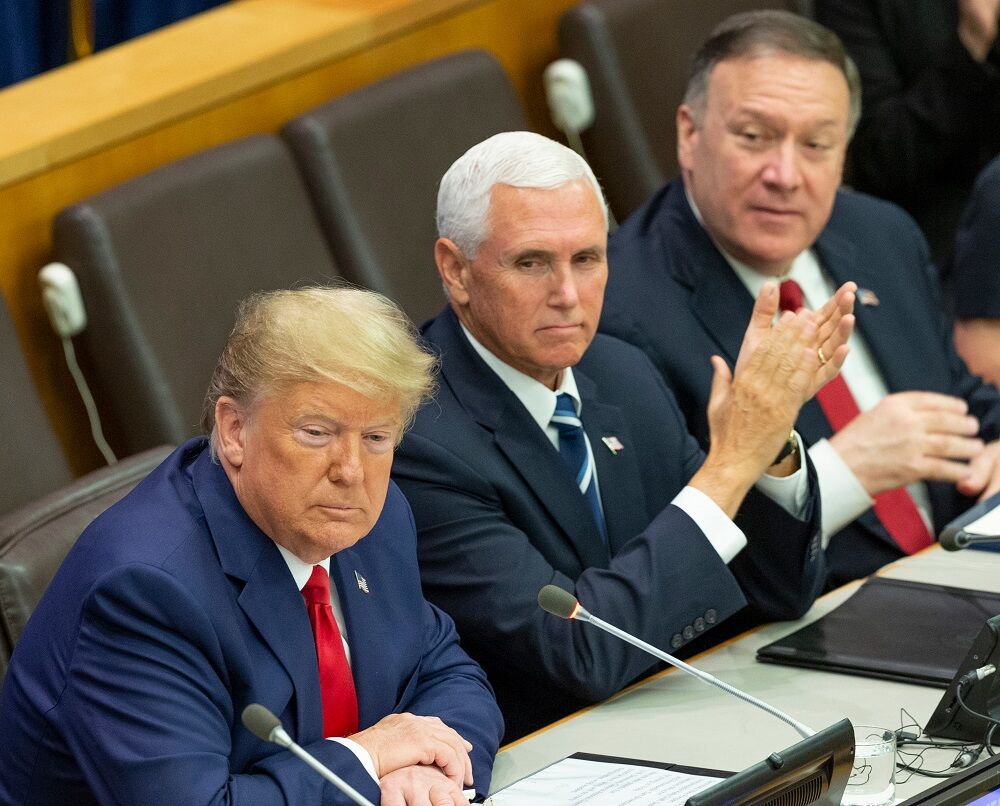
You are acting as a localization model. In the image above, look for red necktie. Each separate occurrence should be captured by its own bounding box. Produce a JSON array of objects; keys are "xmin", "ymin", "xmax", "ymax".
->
[
  {"xmin": 301, "ymin": 565, "xmax": 359, "ymax": 737},
  {"xmin": 779, "ymin": 280, "xmax": 933, "ymax": 554}
]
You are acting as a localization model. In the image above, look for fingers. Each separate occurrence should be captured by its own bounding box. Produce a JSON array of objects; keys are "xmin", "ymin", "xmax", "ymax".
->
[
  {"xmin": 426, "ymin": 733, "xmax": 473, "ymax": 787},
  {"xmin": 429, "ymin": 781, "xmax": 467, "ymax": 806},
  {"xmin": 896, "ymin": 391, "xmax": 971, "ymax": 414},
  {"xmin": 734, "ymin": 283, "xmax": 779, "ymax": 375},
  {"xmin": 706, "ymin": 355, "xmax": 733, "ymax": 414},
  {"xmin": 749, "ymin": 282, "xmax": 779, "ymax": 331},
  {"xmin": 956, "ymin": 444, "xmax": 1000, "ymax": 499},
  {"xmin": 380, "ymin": 765, "xmax": 467, "ymax": 806},
  {"xmin": 762, "ymin": 309, "xmax": 815, "ymax": 396},
  {"xmin": 354, "ymin": 713, "xmax": 473, "ymax": 785}
]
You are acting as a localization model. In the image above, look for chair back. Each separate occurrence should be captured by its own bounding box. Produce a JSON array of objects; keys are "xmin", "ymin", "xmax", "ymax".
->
[
  {"xmin": 53, "ymin": 135, "xmax": 341, "ymax": 456},
  {"xmin": 0, "ymin": 445, "xmax": 172, "ymax": 682},
  {"xmin": 282, "ymin": 50, "xmax": 526, "ymax": 326},
  {"xmin": 560, "ymin": 0, "xmax": 798, "ymax": 221},
  {"xmin": 0, "ymin": 294, "xmax": 72, "ymax": 515}
]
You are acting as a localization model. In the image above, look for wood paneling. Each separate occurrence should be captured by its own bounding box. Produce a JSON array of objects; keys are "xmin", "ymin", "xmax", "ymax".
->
[{"xmin": 0, "ymin": 0, "xmax": 578, "ymax": 472}]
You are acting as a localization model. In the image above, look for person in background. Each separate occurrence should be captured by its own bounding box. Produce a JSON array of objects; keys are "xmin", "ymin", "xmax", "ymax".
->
[
  {"xmin": 815, "ymin": 0, "xmax": 1000, "ymax": 272},
  {"xmin": 602, "ymin": 11, "xmax": 1000, "ymax": 587},
  {"xmin": 953, "ymin": 156, "xmax": 1000, "ymax": 388}
]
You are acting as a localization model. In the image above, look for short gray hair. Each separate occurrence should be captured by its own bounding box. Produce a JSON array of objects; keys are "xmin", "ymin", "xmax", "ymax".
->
[
  {"xmin": 437, "ymin": 131, "xmax": 609, "ymax": 258},
  {"xmin": 202, "ymin": 286, "xmax": 436, "ymax": 454},
  {"xmin": 683, "ymin": 10, "xmax": 862, "ymax": 137}
]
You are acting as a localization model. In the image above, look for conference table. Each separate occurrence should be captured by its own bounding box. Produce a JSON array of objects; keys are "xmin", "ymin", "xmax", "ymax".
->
[{"xmin": 489, "ymin": 546, "xmax": 1000, "ymax": 800}]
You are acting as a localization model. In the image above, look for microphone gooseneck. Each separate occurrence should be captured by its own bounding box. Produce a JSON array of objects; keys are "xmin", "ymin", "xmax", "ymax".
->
[
  {"xmin": 241, "ymin": 703, "xmax": 375, "ymax": 806},
  {"xmin": 538, "ymin": 585, "xmax": 816, "ymax": 739}
]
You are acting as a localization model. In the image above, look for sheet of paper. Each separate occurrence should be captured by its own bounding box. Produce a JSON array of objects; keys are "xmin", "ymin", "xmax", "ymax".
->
[
  {"xmin": 486, "ymin": 756, "xmax": 722, "ymax": 805},
  {"xmin": 964, "ymin": 504, "xmax": 1000, "ymax": 536}
]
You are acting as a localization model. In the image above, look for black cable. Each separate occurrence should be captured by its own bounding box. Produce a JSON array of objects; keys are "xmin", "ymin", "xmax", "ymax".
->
[{"xmin": 893, "ymin": 707, "xmax": 988, "ymax": 780}]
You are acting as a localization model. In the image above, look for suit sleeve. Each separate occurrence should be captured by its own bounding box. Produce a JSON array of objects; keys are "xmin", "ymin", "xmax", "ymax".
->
[
  {"xmin": 816, "ymin": 0, "xmax": 1000, "ymax": 200},
  {"xmin": 391, "ymin": 502, "xmax": 504, "ymax": 794},
  {"xmin": 637, "ymin": 349, "xmax": 825, "ymax": 622},
  {"xmin": 57, "ymin": 565, "xmax": 381, "ymax": 806},
  {"xmin": 395, "ymin": 431, "xmax": 748, "ymax": 704}
]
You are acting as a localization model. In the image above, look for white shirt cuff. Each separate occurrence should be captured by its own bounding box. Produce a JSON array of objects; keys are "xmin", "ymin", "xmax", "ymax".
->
[
  {"xmin": 754, "ymin": 432, "xmax": 809, "ymax": 519},
  {"xmin": 328, "ymin": 737, "xmax": 378, "ymax": 783},
  {"xmin": 672, "ymin": 485, "xmax": 747, "ymax": 564},
  {"xmin": 808, "ymin": 438, "xmax": 874, "ymax": 546}
]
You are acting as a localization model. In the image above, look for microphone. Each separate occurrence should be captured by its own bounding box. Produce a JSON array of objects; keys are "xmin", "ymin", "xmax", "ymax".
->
[
  {"xmin": 241, "ymin": 704, "xmax": 376, "ymax": 806},
  {"xmin": 537, "ymin": 585, "xmax": 816, "ymax": 739},
  {"xmin": 939, "ymin": 527, "xmax": 1000, "ymax": 551}
]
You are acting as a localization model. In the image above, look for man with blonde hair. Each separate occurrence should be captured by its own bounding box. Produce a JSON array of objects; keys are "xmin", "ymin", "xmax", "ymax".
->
[
  {"xmin": 393, "ymin": 131, "xmax": 855, "ymax": 739},
  {"xmin": 0, "ymin": 287, "xmax": 503, "ymax": 805}
]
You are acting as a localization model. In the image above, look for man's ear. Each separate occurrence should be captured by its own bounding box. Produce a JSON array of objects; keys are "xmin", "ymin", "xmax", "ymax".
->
[
  {"xmin": 434, "ymin": 238, "xmax": 471, "ymax": 307},
  {"xmin": 215, "ymin": 396, "xmax": 248, "ymax": 469},
  {"xmin": 677, "ymin": 104, "xmax": 699, "ymax": 173}
]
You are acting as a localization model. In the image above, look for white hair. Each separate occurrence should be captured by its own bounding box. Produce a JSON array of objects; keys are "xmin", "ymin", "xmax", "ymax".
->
[{"xmin": 437, "ymin": 131, "xmax": 609, "ymax": 258}]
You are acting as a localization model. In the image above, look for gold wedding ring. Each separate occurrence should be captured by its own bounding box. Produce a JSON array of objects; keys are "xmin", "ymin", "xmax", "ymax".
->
[{"xmin": 817, "ymin": 346, "xmax": 828, "ymax": 366}]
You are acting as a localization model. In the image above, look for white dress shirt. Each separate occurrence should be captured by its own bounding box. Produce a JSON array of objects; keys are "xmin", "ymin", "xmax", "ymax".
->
[
  {"xmin": 277, "ymin": 545, "xmax": 378, "ymax": 782},
  {"xmin": 461, "ymin": 324, "xmax": 809, "ymax": 564},
  {"xmin": 725, "ymin": 248, "xmax": 934, "ymax": 545},
  {"xmin": 683, "ymin": 188, "xmax": 932, "ymax": 546}
]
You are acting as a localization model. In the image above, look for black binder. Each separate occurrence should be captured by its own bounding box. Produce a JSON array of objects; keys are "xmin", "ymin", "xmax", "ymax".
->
[{"xmin": 756, "ymin": 577, "xmax": 1000, "ymax": 686}]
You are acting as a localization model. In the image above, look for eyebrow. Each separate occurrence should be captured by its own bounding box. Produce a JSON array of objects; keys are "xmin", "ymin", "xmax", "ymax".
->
[
  {"xmin": 505, "ymin": 248, "xmax": 555, "ymax": 264},
  {"xmin": 733, "ymin": 108, "xmax": 842, "ymax": 131},
  {"xmin": 293, "ymin": 412, "xmax": 399, "ymax": 431}
]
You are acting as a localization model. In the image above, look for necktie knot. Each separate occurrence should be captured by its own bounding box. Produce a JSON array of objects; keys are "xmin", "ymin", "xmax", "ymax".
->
[
  {"xmin": 302, "ymin": 565, "xmax": 331, "ymax": 607},
  {"xmin": 779, "ymin": 279, "xmax": 805, "ymax": 312},
  {"xmin": 551, "ymin": 393, "xmax": 583, "ymax": 437}
]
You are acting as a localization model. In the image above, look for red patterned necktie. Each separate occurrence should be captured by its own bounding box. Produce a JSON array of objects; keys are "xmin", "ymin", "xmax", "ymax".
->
[
  {"xmin": 301, "ymin": 565, "xmax": 359, "ymax": 737},
  {"xmin": 779, "ymin": 279, "xmax": 933, "ymax": 554}
]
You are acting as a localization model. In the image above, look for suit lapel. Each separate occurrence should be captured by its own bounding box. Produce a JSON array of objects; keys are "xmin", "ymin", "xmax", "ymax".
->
[
  {"xmin": 327, "ymin": 546, "xmax": 383, "ymax": 729},
  {"xmin": 661, "ymin": 183, "xmax": 754, "ymax": 366},
  {"xmin": 815, "ymin": 215, "xmax": 924, "ymax": 394},
  {"xmin": 191, "ymin": 450, "xmax": 322, "ymax": 742},
  {"xmin": 577, "ymin": 370, "xmax": 649, "ymax": 555},
  {"xmin": 429, "ymin": 309, "xmax": 610, "ymax": 569}
]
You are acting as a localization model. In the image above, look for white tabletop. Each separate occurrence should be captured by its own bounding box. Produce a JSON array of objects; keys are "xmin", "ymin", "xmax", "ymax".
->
[{"xmin": 490, "ymin": 547, "xmax": 1000, "ymax": 799}]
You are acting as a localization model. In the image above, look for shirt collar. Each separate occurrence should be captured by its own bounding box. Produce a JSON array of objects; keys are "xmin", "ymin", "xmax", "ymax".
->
[
  {"xmin": 684, "ymin": 185, "xmax": 821, "ymax": 301},
  {"xmin": 276, "ymin": 543, "xmax": 330, "ymax": 592},
  {"xmin": 460, "ymin": 322, "xmax": 583, "ymax": 431}
]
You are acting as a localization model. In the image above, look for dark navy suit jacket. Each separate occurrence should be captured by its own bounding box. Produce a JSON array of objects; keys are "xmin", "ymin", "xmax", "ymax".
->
[
  {"xmin": 0, "ymin": 440, "xmax": 502, "ymax": 805},
  {"xmin": 392, "ymin": 308, "xmax": 823, "ymax": 740},
  {"xmin": 603, "ymin": 178, "xmax": 1000, "ymax": 585}
]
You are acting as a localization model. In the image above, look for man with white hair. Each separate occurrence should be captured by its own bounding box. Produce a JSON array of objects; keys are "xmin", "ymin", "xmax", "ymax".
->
[
  {"xmin": 393, "ymin": 131, "xmax": 856, "ymax": 739},
  {"xmin": 0, "ymin": 288, "xmax": 503, "ymax": 805}
]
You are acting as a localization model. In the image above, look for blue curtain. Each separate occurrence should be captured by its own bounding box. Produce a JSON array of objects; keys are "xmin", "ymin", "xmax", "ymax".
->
[
  {"xmin": 1, "ymin": 0, "xmax": 228, "ymax": 89},
  {"xmin": 92, "ymin": 0, "xmax": 226, "ymax": 51},
  {"xmin": 1, "ymin": 3, "xmax": 69, "ymax": 88}
]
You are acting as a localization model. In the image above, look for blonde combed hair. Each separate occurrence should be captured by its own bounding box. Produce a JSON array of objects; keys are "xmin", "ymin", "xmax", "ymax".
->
[{"xmin": 202, "ymin": 287, "xmax": 436, "ymax": 454}]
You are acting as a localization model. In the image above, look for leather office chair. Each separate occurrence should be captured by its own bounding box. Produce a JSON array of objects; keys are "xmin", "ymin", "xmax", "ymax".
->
[
  {"xmin": 0, "ymin": 294, "xmax": 73, "ymax": 515},
  {"xmin": 0, "ymin": 445, "xmax": 172, "ymax": 683},
  {"xmin": 559, "ymin": 0, "xmax": 799, "ymax": 222},
  {"xmin": 282, "ymin": 50, "xmax": 527, "ymax": 327},
  {"xmin": 53, "ymin": 135, "xmax": 341, "ymax": 457}
]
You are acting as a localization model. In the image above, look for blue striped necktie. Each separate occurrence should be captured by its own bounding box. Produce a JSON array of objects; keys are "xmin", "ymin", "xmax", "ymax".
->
[{"xmin": 551, "ymin": 393, "xmax": 607, "ymax": 542}]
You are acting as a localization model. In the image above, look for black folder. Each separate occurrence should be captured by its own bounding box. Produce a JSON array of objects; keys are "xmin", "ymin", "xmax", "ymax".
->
[{"xmin": 756, "ymin": 577, "xmax": 1000, "ymax": 686}]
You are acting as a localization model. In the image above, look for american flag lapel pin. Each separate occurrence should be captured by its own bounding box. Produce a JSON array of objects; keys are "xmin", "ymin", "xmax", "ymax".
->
[
  {"xmin": 601, "ymin": 436, "xmax": 624, "ymax": 455},
  {"xmin": 858, "ymin": 288, "xmax": 880, "ymax": 307},
  {"xmin": 355, "ymin": 570, "xmax": 369, "ymax": 594}
]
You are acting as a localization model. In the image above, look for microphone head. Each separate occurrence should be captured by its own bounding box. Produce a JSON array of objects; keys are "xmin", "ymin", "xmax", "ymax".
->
[
  {"xmin": 242, "ymin": 703, "xmax": 282, "ymax": 742},
  {"xmin": 939, "ymin": 528, "xmax": 967, "ymax": 552},
  {"xmin": 538, "ymin": 585, "xmax": 580, "ymax": 619}
]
